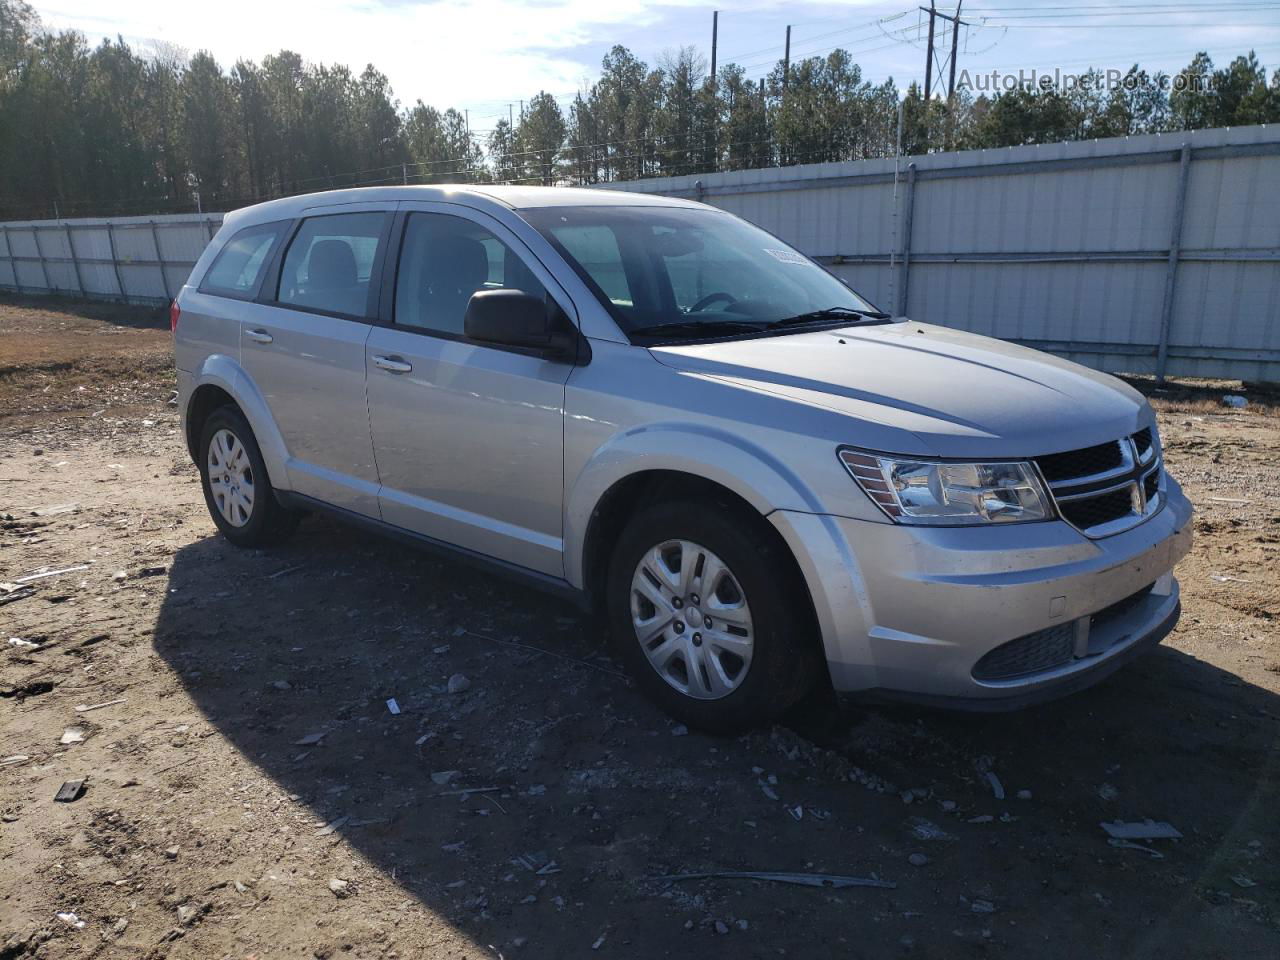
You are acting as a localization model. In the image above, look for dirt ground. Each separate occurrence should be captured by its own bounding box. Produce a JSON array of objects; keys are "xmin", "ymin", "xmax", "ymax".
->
[{"xmin": 1, "ymin": 294, "xmax": 1277, "ymax": 960}]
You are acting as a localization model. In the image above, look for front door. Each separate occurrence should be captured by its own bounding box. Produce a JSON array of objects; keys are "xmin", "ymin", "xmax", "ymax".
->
[
  {"xmin": 365, "ymin": 206, "xmax": 576, "ymax": 576},
  {"xmin": 241, "ymin": 208, "xmax": 392, "ymax": 517}
]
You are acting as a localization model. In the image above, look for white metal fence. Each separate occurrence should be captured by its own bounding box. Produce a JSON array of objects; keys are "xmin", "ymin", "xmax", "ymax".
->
[
  {"xmin": 600, "ymin": 124, "xmax": 1280, "ymax": 383},
  {"xmin": 2, "ymin": 123, "xmax": 1278, "ymax": 380},
  {"xmin": 0, "ymin": 213, "xmax": 222, "ymax": 306}
]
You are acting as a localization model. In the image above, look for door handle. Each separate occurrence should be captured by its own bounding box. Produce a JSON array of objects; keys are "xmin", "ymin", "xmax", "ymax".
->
[
  {"xmin": 245, "ymin": 329, "xmax": 273, "ymax": 344},
  {"xmin": 373, "ymin": 355, "xmax": 413, "ymax": 373}
]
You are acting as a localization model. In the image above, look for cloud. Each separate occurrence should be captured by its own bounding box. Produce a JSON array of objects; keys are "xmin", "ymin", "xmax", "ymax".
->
[{"xmin": 37, "ymin": 0, "xmax": 708, "ymax": 113}]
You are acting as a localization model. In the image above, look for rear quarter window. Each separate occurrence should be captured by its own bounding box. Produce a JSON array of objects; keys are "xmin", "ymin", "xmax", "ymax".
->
[{"xmin": 199, "ymin": 222, "xmax": 287, "ymax": 299}]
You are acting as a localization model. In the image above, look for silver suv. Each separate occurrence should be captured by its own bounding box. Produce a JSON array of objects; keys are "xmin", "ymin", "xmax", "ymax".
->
[{"xmin": 174, "ymin": 186, "xmax": 1192, "ymax": 731}]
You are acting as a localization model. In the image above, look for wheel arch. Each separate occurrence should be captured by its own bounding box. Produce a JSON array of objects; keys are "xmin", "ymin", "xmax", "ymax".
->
[{"xmin": 183, "ymin": 356, "xmax": 290, "ymax": 489}]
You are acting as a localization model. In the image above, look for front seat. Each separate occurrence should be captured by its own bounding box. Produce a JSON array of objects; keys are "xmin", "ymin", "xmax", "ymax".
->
[{"xmin": 420, "ymin": 237, "xmax": 489, "ymax": 334}]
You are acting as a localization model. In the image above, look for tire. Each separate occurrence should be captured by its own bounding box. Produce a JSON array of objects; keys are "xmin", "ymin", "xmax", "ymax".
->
[
  {"xmin": 198, "ymin": 406, "xmax": 301, "ymax": 548},
  {"xmin": 606, "ymin": 500, "xmax": 820, "ymax": 733}
]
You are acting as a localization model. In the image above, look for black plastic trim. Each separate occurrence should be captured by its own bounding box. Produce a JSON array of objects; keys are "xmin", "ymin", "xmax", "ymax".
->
[{"xmin": 856, "ymin": 601, "xmax": 1180, "ymax": 713}]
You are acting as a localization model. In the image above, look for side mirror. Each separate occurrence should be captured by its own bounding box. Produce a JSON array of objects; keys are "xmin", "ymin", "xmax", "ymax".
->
[{"xmin": 464, "ymin": 289, "xmax": 579, "ymax": 362}]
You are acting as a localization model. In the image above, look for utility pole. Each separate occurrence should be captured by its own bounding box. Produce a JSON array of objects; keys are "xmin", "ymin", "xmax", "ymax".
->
[
  {"xmin": 710, "ymin": 11, "xmax": 719, "ymax": 173},
  {"xmin": 783, "ymin": 25, "xmax": 791, "ymax": 89},
  {"xmin": 947, "ymin": 0, "xmax": 964, "ymax": 100},
  {"xmin": 710, "ymin": 11, "xmax": 718, "ymax": 83},
  {"xmin": 923, "ymin": 1, "xmax": 936, "ymax": 103},
  {"xmin": 919, "ymin": 2, "xmax": 967, "ymax": 149}
]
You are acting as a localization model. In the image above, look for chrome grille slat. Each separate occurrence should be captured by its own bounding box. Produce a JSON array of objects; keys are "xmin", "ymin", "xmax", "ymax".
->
[{"xmin": 1034, "ymin": 431, "xmax": 1162, "ymax": 538}]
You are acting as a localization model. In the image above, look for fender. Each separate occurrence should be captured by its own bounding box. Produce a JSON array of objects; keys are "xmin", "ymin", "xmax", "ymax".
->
[
  {"xmin": 188, "ymin": 353, "xmax": 292, "ymax": 492},
  {"xmin": 562, "ymin": 420, "xmax": 828, "ymax": 591}
]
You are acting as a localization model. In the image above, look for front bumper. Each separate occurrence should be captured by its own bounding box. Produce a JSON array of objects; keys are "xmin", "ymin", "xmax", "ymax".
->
[{"xmin": 769, "ymin": 475, "xmax": 1193, "ymax": 707}]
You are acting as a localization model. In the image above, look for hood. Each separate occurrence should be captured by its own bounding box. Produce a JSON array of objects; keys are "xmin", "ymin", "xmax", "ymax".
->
[{"xmin": 648, "ymin": 321, "xmax": 1151, "ymax": 459}]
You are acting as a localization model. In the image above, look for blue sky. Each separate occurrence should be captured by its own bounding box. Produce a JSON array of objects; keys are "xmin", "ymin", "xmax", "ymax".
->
[{"xmin": 39, "ymin": 0, "xmax": 1280, "ymax": 132}]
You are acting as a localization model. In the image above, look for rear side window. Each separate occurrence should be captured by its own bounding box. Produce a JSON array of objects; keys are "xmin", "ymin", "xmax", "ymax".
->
[
  {"xmin": 276, "ymin": 212, "xmax": 388, "ymax": 318},
  {"xmin": 199, "ymin": 222, "xmax": 285, "ymax": 299}
]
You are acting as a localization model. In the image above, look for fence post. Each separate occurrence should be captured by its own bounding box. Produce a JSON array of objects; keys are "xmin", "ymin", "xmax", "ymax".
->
[
  {"xmin": 149, "ymin": 220, "xmax": 172, "ymax": 301},
  {"xmin": 896, "ymin": 163, "xmax": 917, "ymax": 317},
  {"xmin": 105, "ymin": 222, "xmax": 128, "ymax": 304},
  {"xmin": 0, "ymin": 224, "xmax": 18, "ymax": 294},
  {"xmin": 1155, "ymin": 144, "xmax": 1191, "ymax": 383},
  {"xmin": 64, "ymin": 222, "xmax": 86, "ymax": 297},
  {"xmin": 31, "ymin": 226, "xmax": 52, "ymax": 293}
]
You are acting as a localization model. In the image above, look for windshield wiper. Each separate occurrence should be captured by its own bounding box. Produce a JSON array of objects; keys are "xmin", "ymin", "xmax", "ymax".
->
[
  {"xmin": 629, "ymin": 319, "xmax": 769, "ymax": 340},
  {"xmin": 767, "ymin": 306, "xmax": 892, "ymax": 328}
]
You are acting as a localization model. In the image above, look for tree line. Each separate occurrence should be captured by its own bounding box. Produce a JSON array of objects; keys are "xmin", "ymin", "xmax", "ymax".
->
[{"xmin": 1, "ymin": 0, "xmax": 1277, "ymax": 219}]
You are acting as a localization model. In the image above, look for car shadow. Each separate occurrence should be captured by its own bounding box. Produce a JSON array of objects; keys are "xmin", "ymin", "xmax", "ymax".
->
[{"xmin": 152, "ymin": 514, "xmax": 1280, "ymax": 957}]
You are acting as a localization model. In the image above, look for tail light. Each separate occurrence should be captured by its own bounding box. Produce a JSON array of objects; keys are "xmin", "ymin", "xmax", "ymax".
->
[{"xmin": 169, "ymin": 299, "xmax": 181, "ymax": 333}]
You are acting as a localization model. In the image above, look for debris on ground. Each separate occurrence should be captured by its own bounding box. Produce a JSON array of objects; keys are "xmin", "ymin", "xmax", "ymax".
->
[
  {"xmin": 1107, "ymin": 839, "xmax": 1165, "ymax": 859},
  {"xmin": 447, "ymin": 673, "xmax": 471, "ymax": 693},
  {"xmin": 31, "ymin": 502, "xmax": 79, "ymax": 517},
  {"xmin": 13, "ymin": 565, "xmax": 89, "ymax": 583},
  {"xmin": 316, "ymin": 816, "xmax": 350, "ymax": 836},
  {"xmin": 53, "ymin": 780, "xmax": 86, "ymax": 803},
  {"xmin": 984, "ymin": 771, "xmax": 1005, "ymax": 800},
  {"xmin": 1101, "ymin": 820, "xmax": 1183, "ymax": 841},
  {"xmin": 328, "ymin": 878, "xmax": 353, "ymax": 898},
  {"xmin": 74, "ymin": 697, "xmax": 126, "ymax": 713},
  {"xmin": 1222, "ymin": 395, "xmax": 1249, "ymax": 408},
  {"xmin": 908, "ymin": 817, "xmax": 949, "ymax": 841},
  {"xmin": 0, "ymin": 586, "xmax": 36, "ymax": 606},
  {"xmin": 386, "ymin": 697, "xmax": 401, "ymax": 715},
  {"xmin": 59, "ymin": 727, "xmax": 87, "ymax": 745}
]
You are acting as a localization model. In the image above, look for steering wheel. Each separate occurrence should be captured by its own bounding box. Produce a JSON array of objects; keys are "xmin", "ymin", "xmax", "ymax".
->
[{"xmin": 689, "ymin": 292, "xmax": 738, "ymax": 312}]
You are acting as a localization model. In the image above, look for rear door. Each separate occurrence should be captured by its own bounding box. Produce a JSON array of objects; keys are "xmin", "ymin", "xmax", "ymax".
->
[
  {"xmin": 240, "ymin": 206, "xmax": 393, "ymax": 517},
  {"xmin": 364, "ymin": 204, "xmax": 576, "ymax": 576}
]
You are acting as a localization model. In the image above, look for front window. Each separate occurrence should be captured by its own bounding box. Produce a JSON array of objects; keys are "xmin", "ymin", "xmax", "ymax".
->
[{"xmin": 521, "ymin": 205, "xmax": 884, "ymax": 341}]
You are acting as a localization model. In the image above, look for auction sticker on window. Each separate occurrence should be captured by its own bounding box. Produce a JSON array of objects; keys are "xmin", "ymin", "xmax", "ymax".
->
[{"xmin": 764, "ymin": 248, "xmax": 809, "ymax": 264}]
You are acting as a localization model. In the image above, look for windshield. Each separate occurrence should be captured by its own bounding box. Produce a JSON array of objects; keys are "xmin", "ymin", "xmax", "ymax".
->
[{"xmin": 520, "ymin": 205, "xmax": 882, "ymax": 341}]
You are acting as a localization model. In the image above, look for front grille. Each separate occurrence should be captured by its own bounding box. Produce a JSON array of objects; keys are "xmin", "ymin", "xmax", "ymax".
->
[
  {"xmin": 1134, "ymin": 427, "xmax": 1153, "ymax": 459},
  {"xmin": 1143, "ymin": 470, "xmax": 1159, "ymax": 503},
  {"xmin": 972, "ymin": 623, "xmax": 1075, "ymax": 682},
  {"xmin": 1035, "ymin": 441, "xmax": 1124, "ymax": 484},
  {"xmin": 1060, "ymin": 487, "xmax": 1134, "ymax": 529},
  {"xmin": 1034, "ymin": 429, "xmax": 1162, "ymax": 537}
]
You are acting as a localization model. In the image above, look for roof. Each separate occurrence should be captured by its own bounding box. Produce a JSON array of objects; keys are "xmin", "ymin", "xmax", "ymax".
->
[{"xmin": 222, "ymin": 183, "xmax": 707, "ymax": 228}]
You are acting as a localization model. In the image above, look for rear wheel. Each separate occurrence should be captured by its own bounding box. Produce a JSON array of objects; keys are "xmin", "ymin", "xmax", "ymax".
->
[
  {"xmin": 198, "ymin": 406, "xmax": 300, "ymax": 548},
  {"xmin": 606, "ymin": 501, "xmax": 819, "ymax": 733}
]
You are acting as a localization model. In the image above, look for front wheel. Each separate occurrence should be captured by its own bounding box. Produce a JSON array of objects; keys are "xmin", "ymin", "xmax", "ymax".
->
[
  {"xmin": 198, "ymin": 406, "xmax": 300, "ymax": 548},
  {"xmin": 606, "ymin": 501, "xmax": 819, "ymax": 733}
]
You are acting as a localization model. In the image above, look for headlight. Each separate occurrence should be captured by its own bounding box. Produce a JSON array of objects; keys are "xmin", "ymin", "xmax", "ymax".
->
[{"xmin": 839, "ymin": 449, "xmax": 1053, "ymax": 525}]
